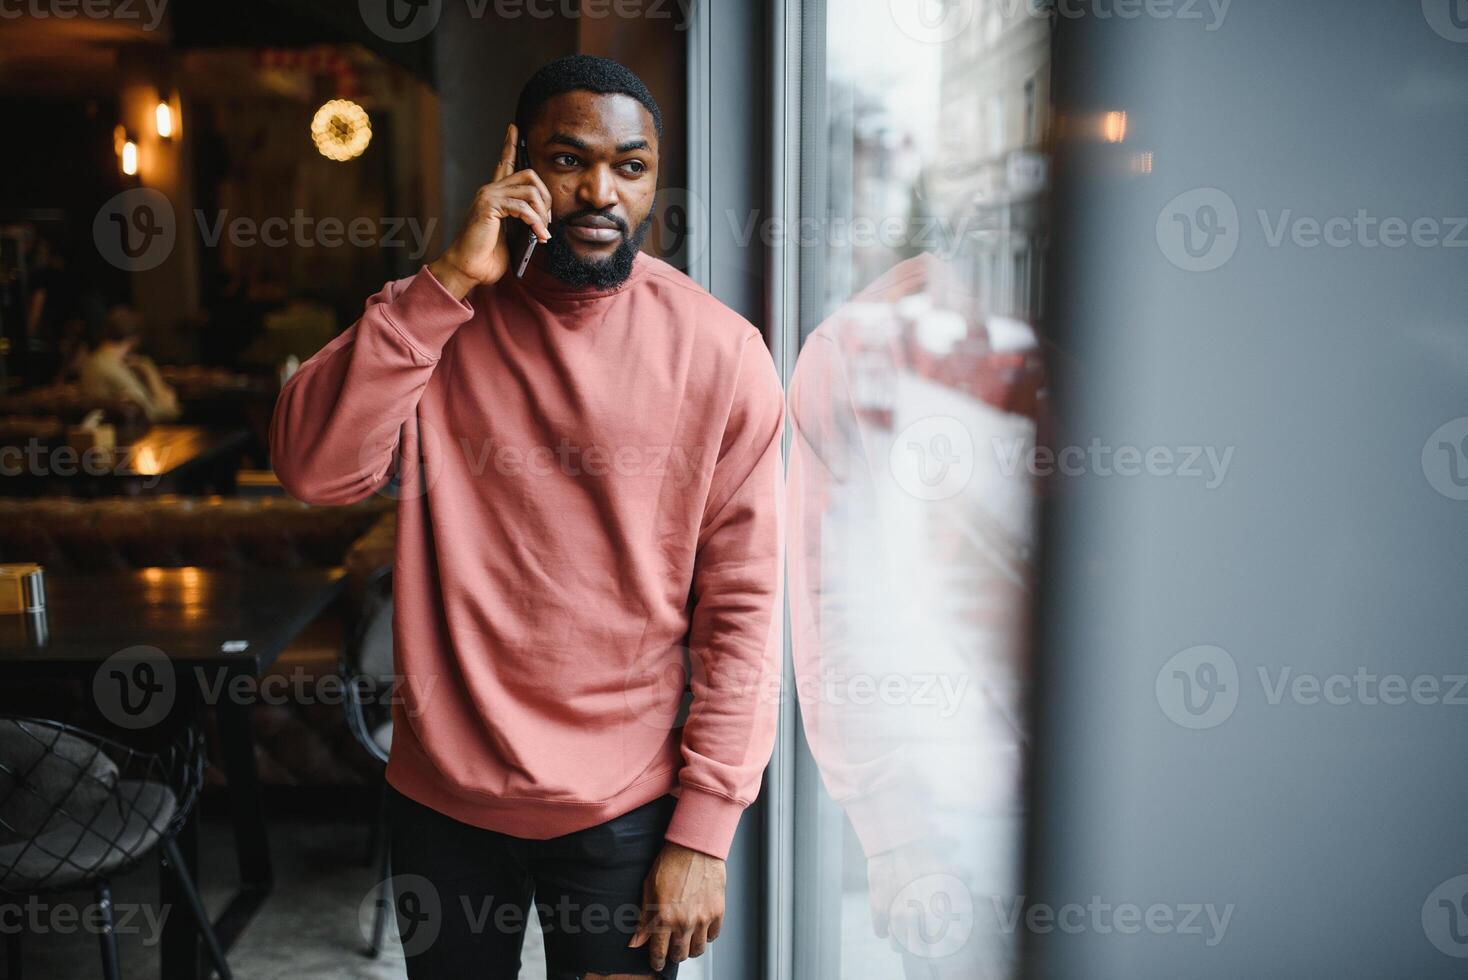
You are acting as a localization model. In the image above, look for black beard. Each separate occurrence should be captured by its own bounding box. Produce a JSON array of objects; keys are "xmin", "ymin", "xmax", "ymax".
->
[{"xmin": 541, "ymin": 204, "xmax": 656, "ymax": 289}]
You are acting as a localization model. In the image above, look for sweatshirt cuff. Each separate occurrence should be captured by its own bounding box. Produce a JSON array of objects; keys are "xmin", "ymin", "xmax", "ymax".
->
[
  {"xmin": 664, "ymin": 785, "xmax": 747, "ymax": 861},
  {"xmin": 381, "ymin": 265, "xmax": 476, "ymax": 361},
  {"xmin": 843, "ymin": 779, "xmax": 935, "ymax": 858}
]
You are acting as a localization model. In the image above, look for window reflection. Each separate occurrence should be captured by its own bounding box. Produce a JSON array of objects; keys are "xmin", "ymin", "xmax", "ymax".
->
[{"xmin": 788, "ymin": 2, "xmax": 1050, "ymax": 976}]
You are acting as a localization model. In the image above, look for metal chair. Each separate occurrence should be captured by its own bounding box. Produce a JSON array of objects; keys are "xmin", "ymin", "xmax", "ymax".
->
[
  {"xmin": 0, "ymin": 716, "xmax": 232, "ymax": 980},
  {"xmin": 337, "ymin": 565, "xmax": 395, "ymax": 958}
]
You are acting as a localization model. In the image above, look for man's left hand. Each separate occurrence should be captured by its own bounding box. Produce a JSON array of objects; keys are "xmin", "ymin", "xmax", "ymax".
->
[{"xmin": 629, "ymin": 841, "xmax": 726, "ymax": 971}]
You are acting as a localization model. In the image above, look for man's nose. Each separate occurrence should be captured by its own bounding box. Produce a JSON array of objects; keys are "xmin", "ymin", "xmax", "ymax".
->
[{"xmin": 576, "ymin": 165, "xmax": 618, "ymax": 212}]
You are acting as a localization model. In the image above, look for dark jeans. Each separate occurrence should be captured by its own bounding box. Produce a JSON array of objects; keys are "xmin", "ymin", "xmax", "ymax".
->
[{"xmin": 385, "ymin": 784, "xmax": 679, "ymax": 979}]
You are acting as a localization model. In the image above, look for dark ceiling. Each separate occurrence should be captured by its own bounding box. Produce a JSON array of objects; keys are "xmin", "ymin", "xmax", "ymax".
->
[{"xmin": 170, "ymin": 0, "xmax": 435, "ymax": 85}]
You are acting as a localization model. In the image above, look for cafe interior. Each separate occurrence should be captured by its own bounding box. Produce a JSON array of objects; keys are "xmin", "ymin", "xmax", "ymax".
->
[
  {"xmin": 3, "ymin": 0, "xmax": 1457, "ymax": 978},
  {"xmin": 0, "ymin": 3, "xmax": 691, "ymax": 978}
]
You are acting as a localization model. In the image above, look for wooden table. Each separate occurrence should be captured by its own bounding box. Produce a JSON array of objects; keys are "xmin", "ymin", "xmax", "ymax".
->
[
  {"xmin": 103, "ymin": 425, "xmax": 249, "ymax": 496},
  {"xmin": 117, "ymin": 425, "xmax": 244, "ymax": 474},
  {"xmin": 0, "ymin": 566, "xmax": 348, "ymax": 980},
  {"xmin": 0, "ymin": 425, "xmax": 249, "ymax": 496}
]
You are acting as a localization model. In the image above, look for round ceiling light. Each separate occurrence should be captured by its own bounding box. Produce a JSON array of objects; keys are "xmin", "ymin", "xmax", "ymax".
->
[{"xmin": 311, "ymin": 99, "xmax": 371, "ymax": 162}]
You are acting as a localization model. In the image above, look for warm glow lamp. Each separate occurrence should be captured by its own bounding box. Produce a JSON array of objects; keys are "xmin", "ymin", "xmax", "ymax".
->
[{"xmin": 311, "ymin": 99, "xmax": 372, "ymax": 162}]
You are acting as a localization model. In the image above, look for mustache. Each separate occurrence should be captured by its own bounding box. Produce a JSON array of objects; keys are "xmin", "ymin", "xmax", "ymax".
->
[{"xmin": 550, "ymin": 208, "xmax": 630, "ymax": 237}]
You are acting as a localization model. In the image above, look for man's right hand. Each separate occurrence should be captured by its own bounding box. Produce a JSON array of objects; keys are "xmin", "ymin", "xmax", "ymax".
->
[{"xmin": 428, "ymin": 123, "xmax": 553, "ymax": 300}]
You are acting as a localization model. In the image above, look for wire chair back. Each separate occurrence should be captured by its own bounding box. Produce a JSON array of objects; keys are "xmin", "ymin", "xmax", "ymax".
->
[{"xmin": 0, "ymin": 716, "xmax": 203, "ymax": 894}]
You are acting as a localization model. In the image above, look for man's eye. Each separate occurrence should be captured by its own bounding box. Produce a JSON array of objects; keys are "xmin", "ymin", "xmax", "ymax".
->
[
  {"xmin": 552, "ymin": 154, "xmax": 579, "ymax": 166},
  {"xmin": 619, "ymin": 161, "xmax": 647, "ymax": 174}
]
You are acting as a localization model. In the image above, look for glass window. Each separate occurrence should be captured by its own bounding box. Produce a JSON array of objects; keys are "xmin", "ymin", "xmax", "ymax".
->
[{"xmin": 787, "ymin": 2, "xmax": 1051, "ymax": 976}]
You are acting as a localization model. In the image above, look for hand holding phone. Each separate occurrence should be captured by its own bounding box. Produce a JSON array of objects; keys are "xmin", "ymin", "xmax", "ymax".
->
[
  {"xmin": 514, "ymin": 136, "xmax": 539, "ymax": 279},
  {"xmin": 426, "ymin": 123, "xmax": 552, "ymax": 300}
]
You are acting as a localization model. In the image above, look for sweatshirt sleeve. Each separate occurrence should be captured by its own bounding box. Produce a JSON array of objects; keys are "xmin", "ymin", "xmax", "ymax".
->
[
  {"xmin": 270, "ymin": 266, "xmax": 474, "ymax": 505},
  {"xmin": 785, "ymin": 331, "xmax": 934, "ymax": 858},
  {"xmin": 663, "ymin": 332, "xmax": 786, "ymax": 861}
]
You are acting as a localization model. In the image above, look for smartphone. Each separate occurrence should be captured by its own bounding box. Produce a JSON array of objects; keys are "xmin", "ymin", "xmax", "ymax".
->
[{"xmin": 514, "ymin": 136, "xmax": 538, "ymax": 278}]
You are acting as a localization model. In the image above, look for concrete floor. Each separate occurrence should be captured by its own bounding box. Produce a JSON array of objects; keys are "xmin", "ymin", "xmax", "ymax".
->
[
  {"xmin": 7, "ymin": 815, "xmax": 708, "ymax": 980},
  {"xmin": 10, "ymin": 816, "xmax": 416, "ymax": 980}
]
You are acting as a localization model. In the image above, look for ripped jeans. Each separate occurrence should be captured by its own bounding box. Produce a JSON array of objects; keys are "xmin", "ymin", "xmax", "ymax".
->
[{"xmin": 386, "ymin": 784, "xmax": 679, "ymax": 979}]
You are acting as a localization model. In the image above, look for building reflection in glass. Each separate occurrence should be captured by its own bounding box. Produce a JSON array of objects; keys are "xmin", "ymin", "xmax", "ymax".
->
[{"xmin": 788, "ymin": 2, "xmax": 1051, "ymax": 976}]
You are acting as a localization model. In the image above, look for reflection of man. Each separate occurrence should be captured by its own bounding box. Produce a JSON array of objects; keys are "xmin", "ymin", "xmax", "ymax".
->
[
  {"xmin": 788, "ymin": 254, "xmax": 1040, "ymax": 977},
  {"xmin": 78, "ymin": 306, "xmax": 181, "ymax": 422},
  {"xmin": 271, "ymin": 56, "xmax": 784, "ymax": 979}
]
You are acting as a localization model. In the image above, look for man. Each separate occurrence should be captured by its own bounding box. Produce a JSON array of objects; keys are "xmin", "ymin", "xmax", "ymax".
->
[
  {"xmin": 271, "ymin": 55, "xmax": 784, "ymax": 979},
  {"xmin": 79, "ymin": 305, "xmax": 182, "ymax": 422}
]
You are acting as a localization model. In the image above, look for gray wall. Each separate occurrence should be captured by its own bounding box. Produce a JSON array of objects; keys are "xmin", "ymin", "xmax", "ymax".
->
[{"xmin": 1029, "ymin": 2, "xmax": 1468, "ymax": 977}]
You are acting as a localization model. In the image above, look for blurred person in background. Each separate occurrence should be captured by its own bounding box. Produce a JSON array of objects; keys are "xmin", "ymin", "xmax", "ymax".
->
[{"xmin": 78, "ymin": 305, "xmax": 182, "ymax": 421}]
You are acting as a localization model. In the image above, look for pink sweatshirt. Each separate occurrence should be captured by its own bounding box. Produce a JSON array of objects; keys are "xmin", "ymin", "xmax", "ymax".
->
[{"xmin": 270, "ymin": 254, "xmax": 784, "ymax": 859}]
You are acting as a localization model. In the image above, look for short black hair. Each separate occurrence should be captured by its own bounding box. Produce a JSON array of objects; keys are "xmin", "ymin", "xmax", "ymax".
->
[{"xmin": 514, "ymin": 54, "xmax": 663, "ymax": 143}]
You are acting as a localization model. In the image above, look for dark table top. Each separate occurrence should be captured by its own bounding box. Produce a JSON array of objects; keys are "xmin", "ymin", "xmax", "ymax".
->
[
  {"xmin": 0, "ymin": 425, "xmax": 250, "ymax": 497},
  {"xmin": 0, "ymin": 566, "xmax": 346, "ymax": 676},
  {"xmin": 111, "ymin": 425, "xmax": 250, "ymax": 479}
]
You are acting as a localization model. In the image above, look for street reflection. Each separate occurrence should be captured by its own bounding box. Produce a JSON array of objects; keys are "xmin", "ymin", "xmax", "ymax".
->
[
  {"xmin": 789, "ymin": 249, "xmax": 1044, "ymax": 977},
  {"xmin": 787, "ymin": 2, "xmax": 1051, "ymax": 974}
]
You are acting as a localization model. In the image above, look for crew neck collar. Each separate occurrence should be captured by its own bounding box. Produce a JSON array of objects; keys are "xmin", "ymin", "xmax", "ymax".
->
[{"xmin": 510, "ymin": 250, "xmax": 648, "ymax": 303}]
